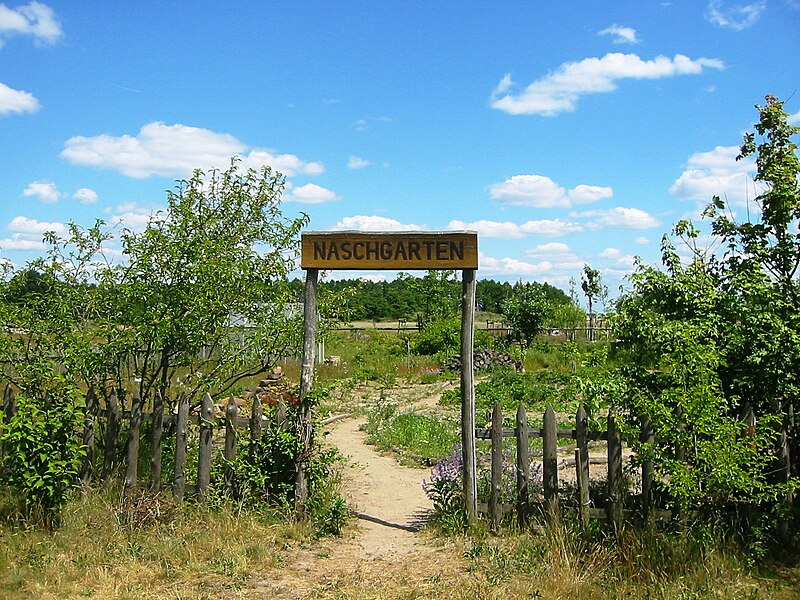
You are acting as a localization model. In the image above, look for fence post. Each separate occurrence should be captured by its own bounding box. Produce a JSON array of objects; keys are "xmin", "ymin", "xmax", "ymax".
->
[
  {"xmin": 607, "ymin": 412, "xmax": 623, "ymax": 531},
  {"xmin": 250, "ymin": 394, "xmax": 263, "ymax": 443},
  {"xmin": 197, "ymin": 392, "xmax": 214, "ymax": 502},
  {"xmin": 2, "ymin": 384, "xmax": 16, "ymax": 472},
  {"xmin": 172, "ymin": 393, "xmax": 189, "ymax": 501},
  {"xmin": 489, "ymin": 400, "xmax": 503, "ymax": 531},
  {"xmin": 150, "ymin": 392, "xmax": 164, "ymax": 491},
  {"xmin": 224, "ymin": 396, "xmax": 238, "ymax": 496},
  {"xmin": 543, "ymin": 404, "xmax": 559, "ymax": 519},
  {"xmin": 296, "ymin": 268, "xmax": 319, "ymax": 508},
  {"xmin": 102, "ymin": 393, "xmax": 120, "ymax": 484},
  {"xmin": 515, "ymin": 401, "xmax": 529, "ymax": 526},
  {"xmin": 124, "ymin": 393, "xmax": 143, "ymax": 490},
  {"xmin": 640, "ymin": 415, "xmax": 654, "ymax": 526},
  {"xmin": 575, "ymin": 404, "xmax": 590, "ymax": 528}
]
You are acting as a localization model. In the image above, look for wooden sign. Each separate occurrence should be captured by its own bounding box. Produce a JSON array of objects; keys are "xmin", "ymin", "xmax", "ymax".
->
[{"xmin": 301, "ymin": 231, "xmax": 478, "ymax": 270}]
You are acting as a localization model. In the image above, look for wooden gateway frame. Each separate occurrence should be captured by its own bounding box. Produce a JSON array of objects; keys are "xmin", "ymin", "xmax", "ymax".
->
[{"xmin": 297, "ymin": 230, "xmax": 480, "ymax": 522}]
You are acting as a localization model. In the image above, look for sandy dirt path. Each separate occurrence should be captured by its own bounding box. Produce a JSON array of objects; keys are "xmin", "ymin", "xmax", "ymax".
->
[{"xmin": 250, "ymin": 415, "xmax": 467, "ymax": 599}]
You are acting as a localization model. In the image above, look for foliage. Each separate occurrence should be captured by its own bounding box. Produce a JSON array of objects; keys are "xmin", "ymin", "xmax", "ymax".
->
[
  {"xmin": 612, "ymin": 95, "xmax": 799, "ymax": 513},
  {"xmin": 411, "ymin": 317, "xmax": 494, "ymax": 356},
  {"xmin": 502, "ymin": 282, "xmax": 552, "ymax": 348},
  {"xmin": 0, "ymin": 381, "xmax": 85, "ymax": 528},
  {"xmin": 402, "ymin": 270, "xmax": 461, "ymax": 329},
  {"xmin": 423, "ymin": 445, "xmax": 467, "ymax": 532}
]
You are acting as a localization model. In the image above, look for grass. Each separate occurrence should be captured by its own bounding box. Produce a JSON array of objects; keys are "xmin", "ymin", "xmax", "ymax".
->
[{"xmin": 0, "ymin": 487, "xmax": 309, "ymax": 599}]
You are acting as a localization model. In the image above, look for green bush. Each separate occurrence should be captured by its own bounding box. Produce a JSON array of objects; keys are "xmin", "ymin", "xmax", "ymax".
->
[{"xmin": 412, "ymin": 318, "xmax": 493, "ymax": 356}]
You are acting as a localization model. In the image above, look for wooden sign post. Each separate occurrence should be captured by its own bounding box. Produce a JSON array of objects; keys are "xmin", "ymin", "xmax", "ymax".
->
[{"xmin": 297, "ymin": 231, "xmax": 479, "ymax": 522}]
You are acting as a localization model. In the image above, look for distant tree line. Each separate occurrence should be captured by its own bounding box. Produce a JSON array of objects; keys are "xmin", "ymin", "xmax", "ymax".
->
[{"xmin": 288, "ymin": 275, "xmax": 575, "ymax": 323}]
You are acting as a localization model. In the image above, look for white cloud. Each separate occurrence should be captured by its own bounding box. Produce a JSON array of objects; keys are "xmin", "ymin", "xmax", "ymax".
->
[
  {"xmin": 61, "ymin": 121, "xmax": 324, "ymax": 179},
  {"xmin": 488, "ymin": 174, "xmax": 612, "ymax": 208},
  {"xmin": 576, "ymin": 207, "xmax": 660, "ymax": 229},
  {"xmin": 599, "ymin": 24, "xmax": 640, "ymax": 44},
  {"xmin": 479, "ymin": 253, "xmax": 553, "ymax": 277},
  {"xmin": 8, "ymin": 215, "xmax": 65, "ymax": 234},
  {"xmin": 705, "ymin": 0, "xmax": 766, "ymax": 30},
  {"xmin": 287, "ymin": 183, "xmax": 339, "ymax": 204},
  {"xmin": 670, "ymin": 145, "xmax": 756, "ymax": 207},
  {"xmin": 0, "ymin": 1, "xmax": 62, "ymax": 47},
  {"xmin": 448, "ymin": 218, "xmax": 583, "ymax": 238},
  {"xmin": 0, "ymin": 234, "xmax": 45, "ymax": 250},
  {"xmin": 22, "ymin": 180, "xmax": 60, "ymax": 203},
  {"xmin": 333, "ymin": 215, "xmax": 423, "ymax": 232},
  {"xmin": 73, "ymin": 187, "xmax": 98, "ymax": 204},
  {"xmin": 0, "ymin": 81, "xmax": 39, "ymax": 116},
  {"xmin": 491, "ymin": 53, "xmax": 725, "ymax": 116},
  {"xmin": 635, "ymin": 236, "xmax": 650, "ymax": 245},
  {"xmin": 600, "ymin": 247, "xmax": 636, "ymax": 266},
  {"xmin": 524, "ymin": 242, "xmax": 583, "ymax": 270},
  {"xmin": 348, "ymin": 156, "xmax": 371, "ymax": 169},
  {"xmin": 788, "ymin": 111, "xmax": 800, "ymax": 126}
]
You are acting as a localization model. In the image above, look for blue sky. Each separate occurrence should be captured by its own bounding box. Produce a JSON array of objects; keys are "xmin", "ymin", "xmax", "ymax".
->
[{"xmin": 1, "ymin": 1, "xmax": 799, "ymax": 301}]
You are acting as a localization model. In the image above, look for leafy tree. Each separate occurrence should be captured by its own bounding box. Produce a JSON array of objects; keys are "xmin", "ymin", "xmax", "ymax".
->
[
  {"xmin": 401, "ymin": 270, "xmax": 460, "ymax": 329},
  {"xmin": 502, "ymin": 282, "xmax": 551, "ymax": 348},
  {"xmin": 613, "ymin": 95, "xmax": 799, "ymax": 514},
  {"xmin": 581, "ymin": 264, "xmax": 606, "ymax": 340}
]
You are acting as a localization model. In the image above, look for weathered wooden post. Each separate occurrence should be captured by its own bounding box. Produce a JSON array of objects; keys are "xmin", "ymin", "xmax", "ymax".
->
[
  {"xmin": 461, "ymin": 267, "xmax": 478, "ymax": 524},
  {"xmin": 150, "ymin": 392, "xmax": 164, "ymax": 491},
  {"xmin": 543, "ymin": 404, "xmax": 559, "ymax": 519},
  {"xmin": 250, "ymin": 394, "xmax": 263, "ymax": 443},
  {"xmin": 172, "ymin": 393, "xmax": 189, "ymax": 501},
  {"xmin": 295, "ymin": 267, "xmax": 319, "ymax": 507},
  {"xmin": 124, "ymin": 393, "xmax": 143, "ymax": 490},
  {"xmin": 489, "ymin": 401, "xmax": 503, "ymax": 531},
  {"xmin": 101, "ymin": 393, "xmax": 120, "ymax": 484},
  {"xmin": 80, "ymin": 388, "xmax": 97, "ymax": 486},
  {"xmin": 224, "ymin": 396, "xmax": 239, "ymax": 496},
  {"xmin": 575, "ymin": 404, "xmax": 590, "ymax": 528},
  {"xmin": 607, "ymin": 412, "xmax": 623, "ymax": 531},
  {"xmin": 640, "ymin": 415, "xmax": 654, "ymax": 526},
  {"xmin": 515, "ymin": 402, "xmax": 529, "ymax": 526},
  {"xmin": 197, "ymin": 392, "xmax": 214, "ymax": 502}
]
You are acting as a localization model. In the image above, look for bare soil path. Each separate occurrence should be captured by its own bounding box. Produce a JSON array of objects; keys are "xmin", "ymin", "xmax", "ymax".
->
[{"xmin": 250, "ymin": 414, "xmax": 468, "ymax": 599}]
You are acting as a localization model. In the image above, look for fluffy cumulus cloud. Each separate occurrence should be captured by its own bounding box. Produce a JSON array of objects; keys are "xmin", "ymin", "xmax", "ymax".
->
[
  {"xmin": 491, "ymin": 53, "xmax": 724, "ymax": 116},
  {"xmin": 670, "ymin": 145, "xmax": 756, "ymax": 208},
  {"xmin": 23, "ymin": 180, "xmax": 60, "ymax": 203},
  {"xmin": 479, "ymin": 253, "xmax": 553, "ymax": 277},
  {"xmin": 103, "ymin": 203, "xmax": 156, "ymax": 232},
  {"xmin": 524, "ymin": 242, "xmax": 583, "ymax": 270},
  {"xmin": 60, "ymin": 121, "xmax": 325, "ymax": 180},
  {"xmin": 333, "ymin": 215, "xmax": 422, "ymax": 232},
  {"xmin": 0, "ymin": 81, "xmax": 39, "ymax": 116},
  {"xmin": 705, "ymin": 0, "xmax": 766, "ymax": 30},
  {"xmin": 1, "ymin": 215, "xmax": 65, "ymax": 251},
  {"xmin": 489, "ymin": 174, "xmax": 612, "ymax": 208},
  {"xmin": 598, "ymin": 24, "xmax": 639, "ymax": 44},
  {"xmin": 286, "ymin": 183, "xmax": 338, "ymax": 204},
  {"xmin": 0, "ymin": 1, "xmax": 63, "ymax": 47},
  {"xmin": 448, "ymin": 218, "xmax": 583, "ymax": 238},
  {"xmin": 600, "ymin": 247, "xmax": 636, "ymax": 267},
  {"xmin": 575, "ymin": 207, "xmax": 660, "ymax": 229},
  {"xmin": 73, "ymin": 187, "xmax": 98, "ymax": 203}
]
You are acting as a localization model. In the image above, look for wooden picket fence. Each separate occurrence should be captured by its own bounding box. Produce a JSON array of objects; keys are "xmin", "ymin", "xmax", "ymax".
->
[
  {"xmin": 476, "ymin": 401, "xmax": 658, "ymax": 530},
  {"xmin": 1, "ymin": 384, "xmax": 290, "ymax": 501}
]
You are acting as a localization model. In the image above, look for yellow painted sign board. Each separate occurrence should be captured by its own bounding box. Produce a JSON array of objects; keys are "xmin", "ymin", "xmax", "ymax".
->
[{"xmin": 301, "ymin": 231, "xmax": 478, "ymax": 270}]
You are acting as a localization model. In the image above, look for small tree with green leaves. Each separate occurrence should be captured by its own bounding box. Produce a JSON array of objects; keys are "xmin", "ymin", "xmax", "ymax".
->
[{"xmin": 502, "ymin": 282, "xmax": 551, "ymax": 348}]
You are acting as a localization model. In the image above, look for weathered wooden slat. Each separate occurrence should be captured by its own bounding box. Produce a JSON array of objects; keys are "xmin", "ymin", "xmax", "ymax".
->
[
  {"xmin": 607, "ymin": 413, "xmax": 623, "ymax": 531},
  {"xmin": 150, "ymin": 392, "xmax": 164, "ymax": 491},
  {"xmin": 489, "ymin": 400, "xmax": 503, "ymax": 531},
  {"xmin": 250, "ymin": 394, "xmax": 263, "ymax": 442},
  {"xmin": 101, "ymin": 393, "xmax": 120, "ymax": 484},
  {"xmin": 172, "ymin": 393, "xmax": 189, "ymax": 501},
  {"xmin": 197, "ymin": 392, "xmax": 214, "ymax": 502},
  {"xmin": 543, "ymin": 404, "xmax": 559, "ymax": 518},
  {"xmin": 576, "ymin": 404, "xmax": 590, "ymax": 528},
  {"xmin": 224, "ymin": 396, "xmax": 238, "ymax": 496},
  {"xmin": 515, "ymin": 402, "xmax": 529, "ymax": 526},
  {"xmin": 124, "ymin": 394, "xmax": 143, "ymax": 489},
  {"xmin": 80, "ymin": 387, "xmax": 96, "ymax": 486},
  {"xmin": 640, "ymin": 415, "xmax": 654, "ymax": 525}
]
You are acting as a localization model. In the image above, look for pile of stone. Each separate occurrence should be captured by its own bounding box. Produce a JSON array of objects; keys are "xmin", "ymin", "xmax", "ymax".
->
[{"xmin": 441, "ymin": 349, "xmax": 523, "ymax": 373}]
